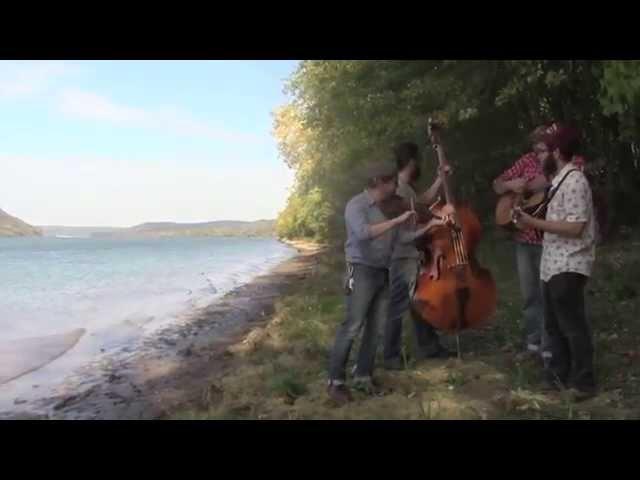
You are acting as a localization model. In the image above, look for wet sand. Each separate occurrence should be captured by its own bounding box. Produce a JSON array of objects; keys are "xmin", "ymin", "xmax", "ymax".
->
[
  {"xmin": 0, "ymin": 240, "xmax": 323, "ymax": 420},
  {"xmin": 0, "ymin": 329, "xmax": 86, "ymax": 386}
]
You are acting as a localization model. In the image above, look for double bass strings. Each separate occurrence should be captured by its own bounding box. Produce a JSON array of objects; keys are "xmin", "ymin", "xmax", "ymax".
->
[
  {"xmin": 451, "ymin": 226, "xmax": 463, "ymax": 265},
  {"xmin": 450, "ymin": 226, "xmax": 468, "ymax": 266}
]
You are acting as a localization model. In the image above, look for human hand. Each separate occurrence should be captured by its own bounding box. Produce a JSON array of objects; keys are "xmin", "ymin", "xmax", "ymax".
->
[
  {"xmin": 512, "ymin": 206, "xmax": 533, "ymax": 228},
  {"xmin": 438, "ymin": 164, "xmax": 453, "ymax": 176},
  {"xmin": 439, "ymin": 203, "xmax": 455, "ymax": 216},
  {"xmin": 395, "ymin": 210, "xmax": 416, "ymax": 225}
]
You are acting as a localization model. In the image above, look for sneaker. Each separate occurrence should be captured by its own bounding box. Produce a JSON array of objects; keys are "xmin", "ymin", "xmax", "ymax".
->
[{"xmin": 327, "ymin": 382, "xmax": 353, "ymax": 405}]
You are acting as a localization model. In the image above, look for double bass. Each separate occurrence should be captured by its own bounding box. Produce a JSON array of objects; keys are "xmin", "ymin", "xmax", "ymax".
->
[{"xmin": 412, "ymin": 120, "xmax": 497, "ymax": 338}]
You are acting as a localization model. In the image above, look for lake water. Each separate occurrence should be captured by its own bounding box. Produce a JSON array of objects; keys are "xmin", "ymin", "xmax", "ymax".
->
[{"xmin": 0, "ymin": 236, "xmax": 295, "ymax": 407}]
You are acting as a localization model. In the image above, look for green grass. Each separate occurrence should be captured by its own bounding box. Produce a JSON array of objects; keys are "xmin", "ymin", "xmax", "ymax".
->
[
  {"xmin": 269, "ymin": 370, "xmax": 309, "ymax": 401},
  {"xmin": 171, "ymin": 226, "xmax": 640, "ymax": 420},
  {"xmin": 446, "ymin": 371, "xmax": 467, "ymax": 389}
]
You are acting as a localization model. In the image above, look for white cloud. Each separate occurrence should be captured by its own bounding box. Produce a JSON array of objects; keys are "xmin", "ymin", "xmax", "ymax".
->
[
  {"xmin": 0, "ymin": 153, "xmax": 295, "ymax": 226},
  {"xmin": 0, "ymin": 61, "xmax": 74, "ymax": 100},
  {"xmin": 57, "ymin": 89, "xmax": 262, "ymax": 143},
  {"xmin": 58, "ymin": 89, "xmax": 147, "ymax": 124}
]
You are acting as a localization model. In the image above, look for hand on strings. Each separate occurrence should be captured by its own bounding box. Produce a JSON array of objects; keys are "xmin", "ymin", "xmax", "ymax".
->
[
  {"xmin": 438, "ymin": 164, "xmax": 453, "ymax": 176},
  {"xmin": 432, "ymin": 203, "xmax": 456, "ymax": 227},
  {"xmin": 442, "ymin": 214, "xmax": 456, "ymax": 227},
  {"xmin": 512, "ymin": 206, "xmax": 533, "ymax": 228},
  {"xmin": 439, "ymin": 203, "xmax": 455, "ymax": 217}
]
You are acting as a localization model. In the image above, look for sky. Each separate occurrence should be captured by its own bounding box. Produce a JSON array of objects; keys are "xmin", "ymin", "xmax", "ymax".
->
[{"xmin": 0, "ymin": 60, "xmax": 300, "ymax": 227}]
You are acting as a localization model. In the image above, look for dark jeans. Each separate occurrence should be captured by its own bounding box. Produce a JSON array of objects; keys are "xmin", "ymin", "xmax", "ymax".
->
[
  {"xmin": 515, "ymin": 242, "xmax": 548, "ymax": 352},
  {"xmin": 384, "ymin": 257, "xmax": 441, "ymax": 362},
  {"xmin": 542, "ymin": 272, "xmax": 596, "ymax": 391},
  {"xmin": 328, "ymin": 263, "xmax": 389, "ymax": 382}
]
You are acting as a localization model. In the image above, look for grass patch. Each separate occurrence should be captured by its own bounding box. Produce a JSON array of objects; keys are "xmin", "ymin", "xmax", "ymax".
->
[
  {"xmin": 269, "ymin": 368, "xmax": 309, "ymax": 401},
  {"xmin": 171, "ymin": 227, "xmax": 640, "ymax": 420}
]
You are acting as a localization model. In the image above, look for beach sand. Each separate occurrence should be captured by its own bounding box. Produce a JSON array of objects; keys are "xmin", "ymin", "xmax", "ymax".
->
[{"xmin": 0, "ymin": 240, "xmax": 324, "ymax": 420}]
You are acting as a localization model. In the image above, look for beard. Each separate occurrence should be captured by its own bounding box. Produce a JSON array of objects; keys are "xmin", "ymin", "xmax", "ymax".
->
[{"xmin": 543, "ymin": 156, "xmax": 557, "ymax": 178}]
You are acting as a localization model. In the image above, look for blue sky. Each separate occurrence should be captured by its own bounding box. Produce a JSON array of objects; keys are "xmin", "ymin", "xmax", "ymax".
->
[{"xmin": 0, "ymin": 60, "xmax": 299, "ymax": 226}]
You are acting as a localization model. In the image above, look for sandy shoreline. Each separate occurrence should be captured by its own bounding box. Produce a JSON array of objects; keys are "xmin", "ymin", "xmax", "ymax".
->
[{"xmin": 0, "ymin": 239, "xmax": 324, "ymax": 420}]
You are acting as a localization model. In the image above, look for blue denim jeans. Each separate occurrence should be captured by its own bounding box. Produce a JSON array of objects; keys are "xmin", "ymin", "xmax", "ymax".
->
[
  {"xmin": 515, "ymin": 242, "xmax": 548, "ymax": 353},
  {"xmin": 328, "ymin": 263, "xmax": 389, "ymax": 382},
  {"xmin": 384, "ymin": 257, "xmax": 441, "ymax": 361}
]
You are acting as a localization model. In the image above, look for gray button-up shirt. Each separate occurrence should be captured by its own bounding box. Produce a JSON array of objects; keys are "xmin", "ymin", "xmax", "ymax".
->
[
  {"xmin": 391, "ymin": 180, "xmax": 421, "ymax": 261},
  {"xmin": 344, "ymin": 190, "xmax": 394, "ymax": 269}
]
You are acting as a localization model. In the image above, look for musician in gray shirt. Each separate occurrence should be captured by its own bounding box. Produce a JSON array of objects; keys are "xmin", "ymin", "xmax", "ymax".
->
[
  {"xmin": 327, "ymin": 161, "xmax": 416, "ymax": 405},
  {"xmin": 383, "ymin": 142, "xmax": 456, "ymax": 370}
]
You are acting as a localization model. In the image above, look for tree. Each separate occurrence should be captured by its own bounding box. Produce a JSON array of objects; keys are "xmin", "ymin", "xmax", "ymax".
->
[{"xmin": 274, "ymin": 60, "xmax": 640, "ymax": 243}]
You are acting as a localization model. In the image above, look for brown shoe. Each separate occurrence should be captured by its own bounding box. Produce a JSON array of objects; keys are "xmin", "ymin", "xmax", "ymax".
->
[{"xmin": 327, "ymin": 383, "xmax": 353, "ymax": 405}]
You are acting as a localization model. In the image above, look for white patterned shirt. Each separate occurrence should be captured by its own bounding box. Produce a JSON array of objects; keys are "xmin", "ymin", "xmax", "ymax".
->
[{"xmin": 540, "ymin": 163, "xmax": 596, "ymax": 282}]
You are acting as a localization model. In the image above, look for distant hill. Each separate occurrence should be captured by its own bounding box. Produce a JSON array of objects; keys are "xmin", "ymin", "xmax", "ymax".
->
[
  {"xmin": 0, "ymin": 209, "xmax": 42, "ymax": 237},
  {"xmin": 93, "ymin": 219, "xmax": 276, "ymax": 238},
  {"xmin": 39, "ymin": 226, "xmax": 125, "ymax": 238}
]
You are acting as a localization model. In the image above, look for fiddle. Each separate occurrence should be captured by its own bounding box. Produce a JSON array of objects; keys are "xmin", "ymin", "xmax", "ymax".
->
[{"xmin": 377, "ymin": 193, "xmax": 434, "ymax": 224}]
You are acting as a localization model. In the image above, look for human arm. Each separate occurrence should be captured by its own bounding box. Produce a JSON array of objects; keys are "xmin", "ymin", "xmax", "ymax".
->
[
  {"xmin": 493, "ymin": 154, "xmax": 535, "ymax": 195},
  {"xmin": 418, "ymin": 164, "xmax": 451, "ymax": 204},
  {"xmin": 347, "ymin": 201, "xmax": 415, "ymax": 241},
  {"xmin": 513, "ymin": 174, "xmax": 592, "ymax": 238},
  {"xmin": 513, "ymin": 212, "xmax": 586, "ymax": 237}
]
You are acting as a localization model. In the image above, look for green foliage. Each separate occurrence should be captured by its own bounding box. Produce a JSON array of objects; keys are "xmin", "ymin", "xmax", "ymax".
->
[
  {"xmin": 274, "ymin": 61, "xmax": 640, "ymax": 243},
  {"xmin": 276, "ymin": 187, "xmax": 332, "ymax": 240},
  {"xmin": 600, "ymin": 60, "xmax": 640, "ymax": 140}
]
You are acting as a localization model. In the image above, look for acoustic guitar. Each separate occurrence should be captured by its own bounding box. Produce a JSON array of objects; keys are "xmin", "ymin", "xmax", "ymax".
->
[{"xmin": 495, "ymin": 187, "xmax": 546, "ymax": 232}]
